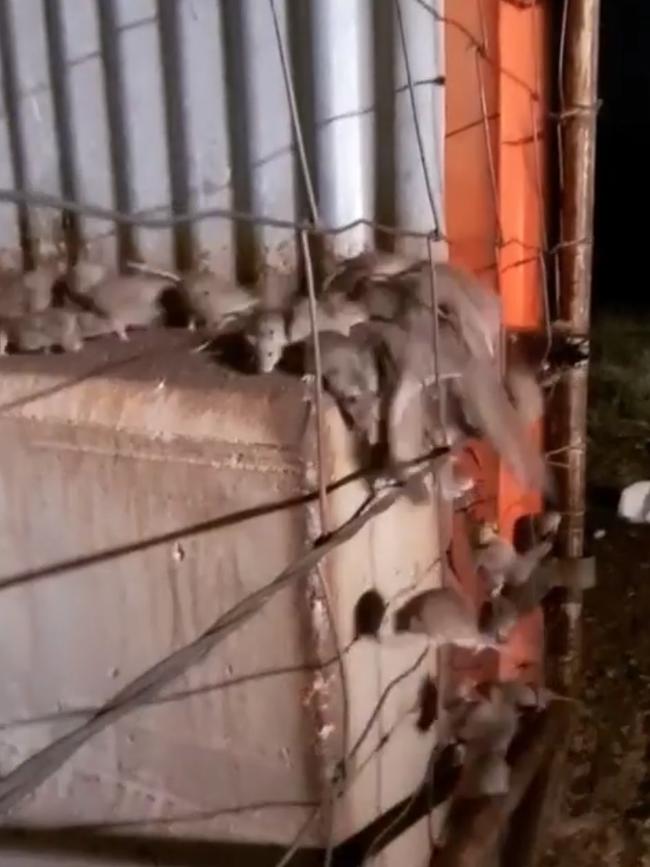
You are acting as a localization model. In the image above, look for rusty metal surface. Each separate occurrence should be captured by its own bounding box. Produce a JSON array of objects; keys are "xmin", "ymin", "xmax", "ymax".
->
[
  {"xmin": 0, "ymin": 330, "xmax": 443, "ymax": 864},
  {"xmin": 504, "ymin": 2, "xmax": 600, "ymax": 865},
  {"xmin": 545, "ymin": 0, "xmax": 599, "ymax": 698},
  {"xmin": 554, "ymin": 0, "xmax": 599, "ymax": 561}
]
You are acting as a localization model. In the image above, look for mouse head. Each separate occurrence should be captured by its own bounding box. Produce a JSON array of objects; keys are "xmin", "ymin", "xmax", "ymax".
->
[{"xmin": 251, "ymin": 310, "xmax": 287, "ymax": 372}]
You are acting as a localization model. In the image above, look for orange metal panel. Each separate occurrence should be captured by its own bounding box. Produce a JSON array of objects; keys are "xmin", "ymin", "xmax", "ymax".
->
[
  {"xmin": 445, "ymin": 0, "xmax": 500, "ymax": 285},
  {"xmin": 497, "ymin": 1, "xmax": 547, "ymax": 331},
  {"xmin": 445, "ymin": 0, "xmax": 502, "ymax": 538},
  {"xmin": 496, "ymin": 0, "xmax": 547, "ymax": 533},
  {"xmin": 496, "ymin": 0, "xmax": 549, "ymax": 679},
  {"xmin": 445, "ymin": 0, "xmax": 551, "ymax": 682}
]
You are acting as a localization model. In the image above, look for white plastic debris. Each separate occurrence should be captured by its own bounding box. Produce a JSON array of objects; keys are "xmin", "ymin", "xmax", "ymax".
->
[{"xmin": 618, "ymin": 481, "xmax": 650, "ymax": 523}]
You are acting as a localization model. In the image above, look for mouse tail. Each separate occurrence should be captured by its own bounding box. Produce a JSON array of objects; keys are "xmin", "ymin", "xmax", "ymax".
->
[{"xmin": 457, "ymin": 360, "xmax": 552, "ymax": 497}]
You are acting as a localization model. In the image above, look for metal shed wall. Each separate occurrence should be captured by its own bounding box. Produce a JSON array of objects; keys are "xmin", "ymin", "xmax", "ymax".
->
[
  {"xmin": 0, "ymin": 0, "xmax": 445, "ymax": 274},
  {"xmin": 0, "ymin": 0, "xmax": 567, "ymax": 864},
  {"xmin": 0, "ymin": 6, "xmax": 447, "ymax": 864}
]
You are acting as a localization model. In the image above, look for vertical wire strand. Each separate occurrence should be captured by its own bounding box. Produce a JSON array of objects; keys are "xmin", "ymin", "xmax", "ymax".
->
[
  {"xmin": 555, "ymin": 0, "xmax": 570, "ymax": 315},
  {"xmin": 426, "ymin": 237, "xmax": 445, "ymax": 438},
  {"xmin": 300, "ymin": 231, "xmax": 329, "ymax": 528},
  {"xmin": 557, "ymin": 0, "xmax": 569, "ymax": 195},
  {"xmin": 426, "ymin": 237, "xmax": 450, "ymax": 599},
  {"xmin": 274, "ymin": 803, "xmax": 322, "ymax": 867},
  {"xmin": 268, "ymin": 5, "xmax": 349, "ymax": 863},
  {"xmin": 476, "ymin": 0, "xmax": 490, "ymax": 54},
  {"xmin": 475, "ymin": 0, "xmax": 507, "ymax": 380},
  {"xmin": 426, "ymin": 236, "xmax": 450, "ymax": 775},
  {"xmin": 530, "ymin": 3, "xmax": 553, "ymax": 360},
  {"xmin": 475, "ymin": 48, "xmax": 502, "ymax": 250},
  {"xmin": 268, "ymin": 0, "xmax": 328, "ymax": 528},
  {"xmin": 268, "ymin": 0, "xmax": 319, "ymax": 225},
  {"xmin": 395, "ymin": 4, "xmax": 449, "ymax": 856}
]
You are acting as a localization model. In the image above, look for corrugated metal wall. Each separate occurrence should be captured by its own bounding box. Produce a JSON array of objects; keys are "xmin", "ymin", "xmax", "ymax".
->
[{"xmin": 0, "ymin": 0, "xmax": 445, "ymax": 277}]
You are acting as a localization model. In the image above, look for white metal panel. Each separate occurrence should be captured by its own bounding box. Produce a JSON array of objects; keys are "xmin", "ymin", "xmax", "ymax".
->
[
  {"xmin": 113, "ymin": 0, "xmax": 173, "ymax": 268},
  {"xmin": 58, "ymin": 0, "xmax": 118, "ymax": 267},
  {"xmin": 0, "ymin": 0, "xmax": 447, "ymax": 273},
  {"xmin": 0, "ymin": 58, "xmax": 20, "ymax": 269},
  {"xmin": 5, "ymin": 0, "xmax": 61, "ymax": 260},
  {"xmin": 176, "ymin": 0, "xmax": 234, "ymax": 277},
  {"xmin": 311, "ymin": 0, "xmax": 375, "ymax": 258},
  {"xmin": 394, "ymin": 0, "xmax": 446, "ymax": 258},
  {"xmin": 240, "ymin": 0, "xmax": 297, "ymax": 272}
]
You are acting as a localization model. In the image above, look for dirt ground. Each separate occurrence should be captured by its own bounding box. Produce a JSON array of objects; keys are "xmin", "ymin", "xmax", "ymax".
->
[{"xmin": 542, "ymin": 316, "xmax": 650, "ymax": 866}]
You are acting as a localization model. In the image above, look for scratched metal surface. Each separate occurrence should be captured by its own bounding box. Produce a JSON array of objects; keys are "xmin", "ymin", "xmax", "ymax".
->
[
  {"xmin": 0, "ymin": 331, "xmax": 442, "ymax": 863},
  {"xmin": 0, "ymin": 0, "xmax": 445, "ymax": 273},
  {"xmin": 0, "ymin": 332, "xmax": 317, "ymax": 849}
]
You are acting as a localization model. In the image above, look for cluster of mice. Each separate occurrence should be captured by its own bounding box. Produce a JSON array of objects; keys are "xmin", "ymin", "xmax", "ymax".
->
[
  {"xmin": 0, "ymin": 258, "xmax": 256, "ymax": 353},
  {"xmin": 351, "ymin": 505, "xmax": 564, "ymax": 809},
  {"xmin": 426, "ymin": 678, "xmax": 566, "ymax": 816},
  {"xmin": 0, "ymin": 252, "xmax": 567, "ymax": 800},
  {"xmin": 0, "ymin": 249, "xmax": 557, "ymax": 570},
  {"xmin": 239, "ymin": 251, "xmax": 552, "ymax": 501},
  {"xmin": 238, "ymin": 251, "xmax": 560, "ymax": 675}
]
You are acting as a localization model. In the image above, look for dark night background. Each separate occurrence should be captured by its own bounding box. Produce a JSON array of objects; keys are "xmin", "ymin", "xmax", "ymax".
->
[{"xmin": 593, "ymin": 1, "xmax": 646, "ymax": 311}]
